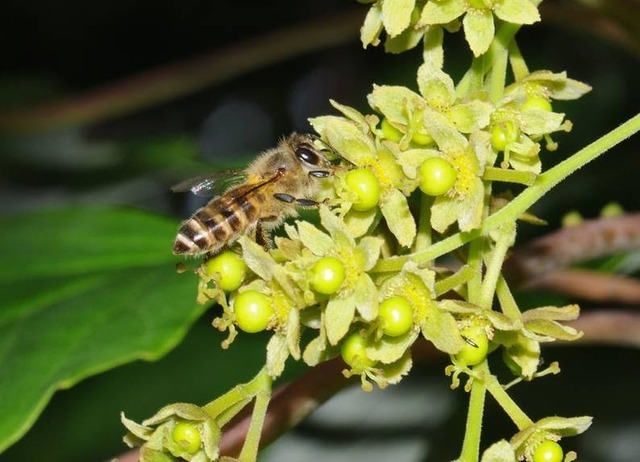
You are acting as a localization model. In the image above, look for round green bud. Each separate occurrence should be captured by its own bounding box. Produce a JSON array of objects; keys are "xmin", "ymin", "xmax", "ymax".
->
[
  {"xmin": 378, "ymin": 296, "xmax": 414, "ymax": 337},
  {"xmin": 233, "ymin": 290, "xmax": 273, "ymax": 333},
  {"xmin": 311, "ymin": 256, "xmax": 346, "ymax": 295},
  {"xmin": 345, "ymin": 168, "xmax": 381, "ymax": 212},
  {"xmin": 171, "ymin": 422, "xmax": 201, "ymax": 454},
  {"xmin": 491, "ymin": 120, "xmax": 519, "ymax": 152},
  {"xmin": 522, "ymin": 95, "xmax": 552, "ymax": 112},
  {"xmin": 340, "ymin": 331, "xmax": 375, "ymax": 369},
  {"xmin": 380, "ymin": 118, "xmax": 403, "ymax": 142},
  {"xmin": 454, "ymin": 326, "xmax": 489, "ymax": 366},
  {"xmin": 411, "ymin": 130, "xmax": 434, "ymax": 146},
  {"xmin": 418, "ymin": 157, "xmax": 457, "ymax": 196},
  {"xmin": 204, "ymin": 251, "xmax": 247, "ymax": 292},
  {"xmin": 532, "ymin": 440, "xmax": 563, "ymax": 462}
]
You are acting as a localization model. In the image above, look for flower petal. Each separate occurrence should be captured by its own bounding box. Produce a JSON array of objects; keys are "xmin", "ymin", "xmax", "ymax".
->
[
  {"xmin": 368, "ymin": 84, "xmax": 423, "ymax": 125},
  {"xmin": 354, "ymin": 273, "xmax": 379, "ymax": 320},
  {"xmin": 380, "ymin": 187, "xmax": 416, "ymax": 248},
  {"xmin": 420, "ymin": 304, "xmax": 464, "ymax": 354},
  {"xmin": 417, "ymin": 64, "xmax": 455, "ymax": 103},
  {"xmin": 493, "ymin": 0, "xmax": 540, "ymax": 25},
  {"xmin": 419, "ymin": 0, "xmax": 466, "ymax": 25},
  {"xmin": 463, "ymin": 8, "xmax": 494, "ymax": 57},
  {"xmin": 325, "ymin": 294, "xmax": 356, "ymax": 345},
  {"xmin": 266, "ymin": 333, "xmax": 289, "ymax": 377},
  {"xmin": 382, "ymin": 0, "xmax": 416, "ymax": 37},
  {"xmin": 309, "ymin": 116, "xmax": 376, "ymax": 166},
  {"xmin": 449, "ymin": 100, "xmax": 493, "ymax": 132},
  {"xmin": 361, "ymin": 2, "xmax": 384, "ymax": 47},
  {"xmin": 297, "ymin": 221, "xmax": 334, "ymax": 256},
  {"xmin": 358, "ymin": 235, "xmax": 384, "ymax": 271}
]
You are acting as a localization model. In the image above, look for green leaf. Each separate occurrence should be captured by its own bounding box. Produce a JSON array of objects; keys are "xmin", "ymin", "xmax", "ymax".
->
[
  {"xmin": 0, "ymin": 207, "xmax": 204, "ymax": 453},
  {"xmin": 463, "ymin": 8, "xmax": 495, "ymax": 57},
  {"xmin": 382, "ymin": 0, "xmax": 415, "ymax": 37},
  {"xmin": 493, "ymin": 0, "xmax": 540, "ymax": 25},
  {"xmin": 380, "ymin": 188, "xmax": 416, "ymax": 248}
]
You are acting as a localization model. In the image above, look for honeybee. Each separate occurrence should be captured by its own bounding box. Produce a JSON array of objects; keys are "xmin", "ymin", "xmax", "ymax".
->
[{"xmin": 172, "ymin": 133, "xmax": 334, "ymax": 256}]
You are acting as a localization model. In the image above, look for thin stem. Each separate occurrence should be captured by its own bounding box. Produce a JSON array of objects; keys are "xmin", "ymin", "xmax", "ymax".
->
[
  {"xmin": 478, "ymin": 223, "xmax": 515, "ymax": 310},
  {"xmin": 467, "ymin": 239, "xmax": 485, "ymax": 305},
  {"xmin": 458, "ymin": 362, "xmax": 488, "ymax": 462},
  {"xmin": 495, "ymin": 275, "xmax": 522, "ymax": 320},
  {"xmin": 483, "ymin": 167, "xmax": 536, "ymax": 186},
  {"xmin": 204, "ymin": 367, "xmax": 269, "ymax": 420},
  {"xmin": 508, "ymin": 39, "xmax": 529, "ymax": 81},
  {"xmin": 486, "ymin": 374, "xmax": 533, "ymax": 430},
  {"xmin": 487, "ymin": 29, "xmax": 510, "ymax": 103},
  {"xmin": 414, "ymin": 193, "xmax": 433, "ymax": 252},
  {"xmin": 435, "ymin": 265, "xmax": 475, "ymax": 297},
  {"xmin": 238, "ymin": 370, "xmax": 272, "ymax": 462}
]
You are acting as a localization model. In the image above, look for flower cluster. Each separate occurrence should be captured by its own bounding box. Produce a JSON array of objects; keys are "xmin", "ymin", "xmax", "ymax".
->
[{"xmin": 123, "ymin": 0, "xmax": 597, "ymax": 460}]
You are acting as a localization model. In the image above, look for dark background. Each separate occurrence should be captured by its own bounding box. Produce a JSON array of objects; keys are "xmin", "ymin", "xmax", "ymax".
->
[{"xmin": 0, "ymin": 1, "xmax": 638, "ymax": 461}]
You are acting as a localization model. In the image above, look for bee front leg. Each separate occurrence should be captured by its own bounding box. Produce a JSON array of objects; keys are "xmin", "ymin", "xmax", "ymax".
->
[{"xmin": 273, "ymin": 193, "xmax": 320, "ymax": 208}]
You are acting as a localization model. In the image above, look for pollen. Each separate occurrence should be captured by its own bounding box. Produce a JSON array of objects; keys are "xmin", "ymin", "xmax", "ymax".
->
[
  {"xmin": 271, "ymin": 283, "xmax": 291, "ymax": 325},
  {"xmin": 447, "ymin": 152, "xmax": 476, "ymax": 198}
]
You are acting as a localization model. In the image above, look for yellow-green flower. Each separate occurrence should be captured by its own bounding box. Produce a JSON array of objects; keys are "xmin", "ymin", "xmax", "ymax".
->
[
  {"xmin": 290, "ymin": 206, "xmax": 383, "ymax": 346},
  {"xmin": 310, "ymin": 102, "xmax": 417, "ymax": 248},
  {"xmin": 430, "ymin": 130, "xmax": 491, "ymax": 232},
  {"xmin": 122, "ymin": 403, "xmax": 220, "ymax": 462},
  {"xmin": 491, "ymin": 70, "xmax": 592, "ymax": 173},
  {"xmin": 418, "ymin": 0, "xmax": 540, "ymax": 56},
  {"xmin": 368, "ymin": 64, "xmax": 493, "ymax": 151}
]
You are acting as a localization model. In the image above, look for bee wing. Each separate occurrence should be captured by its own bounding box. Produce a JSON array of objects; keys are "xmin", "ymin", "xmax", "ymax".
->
[{"xmin": 171, "ymin": 169, "xmax": 247, "ymax": 197}]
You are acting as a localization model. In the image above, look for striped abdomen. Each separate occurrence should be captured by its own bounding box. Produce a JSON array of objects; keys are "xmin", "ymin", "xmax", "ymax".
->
[{"xmin": 173, "ymin": 187, "xmax": 263, "ymax": 255}]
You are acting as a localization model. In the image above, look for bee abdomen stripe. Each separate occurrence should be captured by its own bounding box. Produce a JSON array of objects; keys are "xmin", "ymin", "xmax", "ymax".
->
[
  {"xmin": 181, "ymin": 220, "xmax": 213, "ymax": 250},
  {"xmin": 238, "ymin": 195, "xmax": 259, "ymax": 221}
]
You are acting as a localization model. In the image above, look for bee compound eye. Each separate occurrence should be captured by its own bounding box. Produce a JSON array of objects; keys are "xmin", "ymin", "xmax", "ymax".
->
[{"xmin": 295, "ymin": 146, "xmax": 320, "ymax": 166}]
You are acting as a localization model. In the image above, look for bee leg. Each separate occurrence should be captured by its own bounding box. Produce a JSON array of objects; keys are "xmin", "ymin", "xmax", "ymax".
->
[
  {"xmin": 273, "ymin": 193, "xmax": 319, "ymax": 208},
  {"xmin": 256, "ymin": 216, "xmax": 278, "ymax": 250}
]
